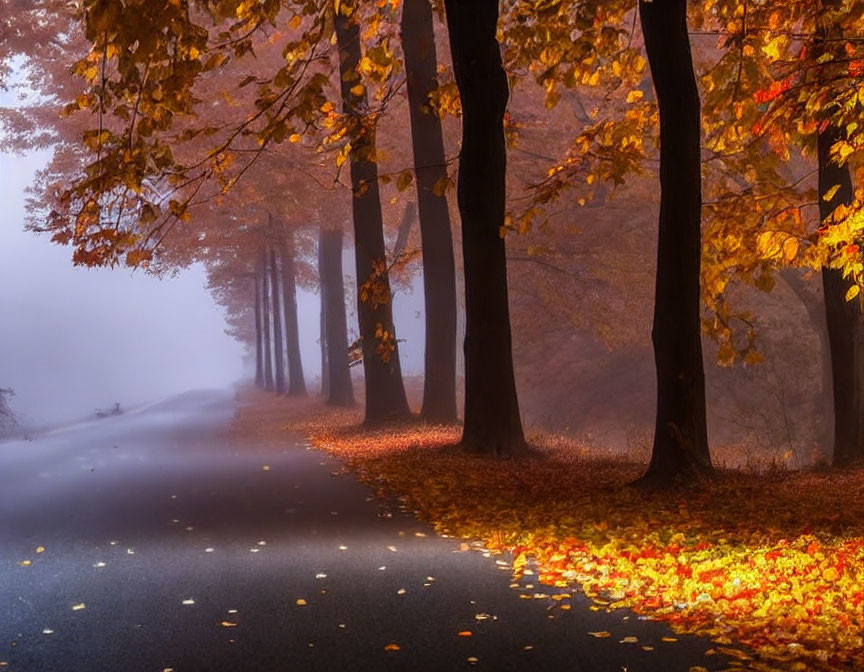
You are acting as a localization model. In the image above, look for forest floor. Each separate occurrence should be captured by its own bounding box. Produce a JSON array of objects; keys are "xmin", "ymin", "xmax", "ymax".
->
[{"xmin": 240, "ymin": 386, "xmax": 864, "ymax": 672}]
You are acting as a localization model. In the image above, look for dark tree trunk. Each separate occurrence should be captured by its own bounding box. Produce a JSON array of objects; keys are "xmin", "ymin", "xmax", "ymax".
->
[
  {"xmin": 781, "ymin": 270, "xmax": 834, "ymax": 455},
  {"xmin": 254, "ymin": 271, "xmax": 264, "ymax": 388},
  {"xmin": 319, "ymin": 225, "xmax": 355, "ymax": 407},
  {"xmin": 260, "ymin": 249, "xmax": 274, "ymax": 391},
  {"xmin": 402, "ymin": 0, "xmax": 459, "ymax": 424},
  {"xmin": 269, "ymin": 244, "xmax": 287, "ymax": 395},
  {"xmin": 334, "ymin": 4, "xmax": 411, "ymax": 424},
  {"xmin": 319, "ymin": 228, "xmax": 330, "ymax": 398},
  {"xmin": 638, "ymin": 0, "xmax": 712, "ymax": 483},
  {"xmin": 444, "ymin": 0, "xmax": 525, "ymax": 456},
  {"xmin": 818, "ymin": 127, "xmax": 864, "ymax": 466},
  {"xmin": 281, "ymin": 232, "xmax": 307, "ymax": 396}
]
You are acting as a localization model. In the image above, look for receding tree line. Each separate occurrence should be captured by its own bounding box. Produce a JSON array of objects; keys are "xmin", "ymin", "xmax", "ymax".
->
[{"xmin": 5, "ymin": 0, "xmax": 864, "ymax": 484}]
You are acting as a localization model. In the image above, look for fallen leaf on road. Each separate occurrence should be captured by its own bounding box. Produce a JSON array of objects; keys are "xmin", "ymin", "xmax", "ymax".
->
[
  {"xmin": 458, "ymin": 631, "xmax": 472, "ymax": 637},
  {"xmin": 35, "ymin": 546, "xmax": 45, "ymax": 554},
  {"xmin": 384, "ymin": 643, "xmax": 400, "ymax": 652},
  {"xmin": 72, "ymin": 603, "xmax": 86, "ymax": 611},
  {"xmin": 589, "ymin": 631, "xmax": 611, "ymax": 638},
  {"xmin": 220, "ymin": 621, "xmax": 238, "ymax": 628},
  {"xmin": 620, "ymin": 637, "xmax": 638, "ymax": 644},
  {"xmin": 661, "ymin": 637, "xmax": 678, "ymax": 643},
  {"xmin": 387, "ymin": 545, "xmax": 398, "ymax": 552},
  {"xmin": 182, "ymin": 599, "xmax": 195, "ymax": 605},
  {"xmin": 296, "ymin": 599, "xmax": 307, "ymax": 606}
]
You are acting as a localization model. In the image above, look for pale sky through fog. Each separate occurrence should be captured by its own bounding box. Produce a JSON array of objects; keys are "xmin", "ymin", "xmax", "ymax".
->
[{"xmin": 0, "ymin": 148, "xmax": 248, "ymax": 426}]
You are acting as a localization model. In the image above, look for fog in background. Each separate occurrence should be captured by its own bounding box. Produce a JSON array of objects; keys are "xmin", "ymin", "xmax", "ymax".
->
[
  {"xmin": 0, "ymin": 151, "xmax": 426, "ymax": 430},
  {"xmin": 0, "ymin": 148, "xmax": 249, "ymax": 427}
]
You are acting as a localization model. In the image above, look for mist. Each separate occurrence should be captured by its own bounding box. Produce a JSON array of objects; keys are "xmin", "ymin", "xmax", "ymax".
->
[{"xmin": 0, "ymin": 149, "xmax": 246, "ymax": 427}]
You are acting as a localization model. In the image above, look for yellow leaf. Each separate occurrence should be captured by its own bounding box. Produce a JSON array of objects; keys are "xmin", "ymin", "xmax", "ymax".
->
[
  {"xmin": 350, "ymin": 84, "xmax": 365, "ymax": 97},
  {"xmin": 783, "ymin": 237, "xmax": 799, "ymax": 262},
  {"xmin": 589, "ymin": 631, "xmax": 611, "ymax": 638},
  {"xmin": 845, "ymin": 284, "xmax": 860, "ymax": 301},
  {"xmin": 626, "ymin": 90, "xmax": 644, "ymax": 104},
  {"xmin": 384, "ymin": 643, "xmax": 400, "ymax": 651},
  {"xmin": 296, "ymin": 599, "xmax": 307, "ymax": 605},
  {"xmin": 824, "ymin": 184, "xmax": 842, "ymax": 202},
  {"xmin": 289, "ymin": 14, "xmax": 302, "ymax": 29},
  {"xmin": 220, "ymin": 621, "xmax": 238, "ymax": 627},
  {"xmin": 288, "ymin": 133, "xmax": 301, "ymax": 143}
]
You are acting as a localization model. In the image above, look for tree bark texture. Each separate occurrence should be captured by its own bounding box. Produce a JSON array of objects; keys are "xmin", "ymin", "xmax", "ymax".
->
[
  {"xmin": 319, "ymin": 226, "xmax": 355, "ymax": 407},
  {"xmin": 269, "ymin": 244, "xmax": 287, "ymax": 395},
  {"xmin": 639, "ymin": 0, "xmax": 712, "ymax": 482},
  {"xmin": 319, "ymin": 228, "xmax": 330, "ymax": 398},
  {"xmin": 281, "ymin": 231, "xmax": 307, "ymax": 396},
  {"xmin": 401, "ymin": 0, "xmax": 459, "ymax": 423},
  {"xmin": 254, "ymin": 270, "xmax": 264, "ymax": 387},
  {"xmin": 334, "ymin": 3, "xmax": 411, "ymax": 424},
  {"xmin": 260, "ymin": 249, "xmax": 275, "ymax": 392},
  {"xmin": 818, "ymin": 126, "xmax": 864, "ymax": 466},
  {"xmin": 444, "ymin": 0, "xmax": 526, "ymax": 456}
]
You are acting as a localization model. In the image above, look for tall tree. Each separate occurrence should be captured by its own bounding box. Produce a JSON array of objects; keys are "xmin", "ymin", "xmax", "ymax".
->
[
  {"xmin": 281, "ymin": 229, "xmax": 307, "ymax": 396},
  {"xmin": 444, "ymin": 0, "xmax": 525, "ymax": 456},
  {"xmin": 333, "ymin": 1, "xmax": 411, "ymax": 424},
  {"xmin": 260, "ymin": 249, "xmax": 275, "ymax": 392},
  {"xmin": 401, "ymin": 0, "xmax": 458, "ymax": 423},
  {"xmin": 254, "ymin": 269, "xmax": 264, "ymax": 387},
  {"xmin": 319, "ymin": 225, "xmax": 355, "ymax": 407},
  {"xmin": 818, "ymin": 126, "xmax": 864, "ymax": 466},
  {"xmin": 638, "ymin": 0, "xmax": 712, "ymax": 483},
  {"xmin": 269, "ymin": 239, "xmax": 287, "ymax": 395},
  {"xmin": 318, "ymin": 226, "xmax": 330, "ymax": 398}
]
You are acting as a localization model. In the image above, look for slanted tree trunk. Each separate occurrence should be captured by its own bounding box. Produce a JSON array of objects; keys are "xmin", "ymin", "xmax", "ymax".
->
[
  {"xmin": 391, "ymin": 200, "xmax": 417, "ymax": 260},
  {"xmin": 281, "ymin": 231, "xmax": 307, "ymax": 396},
  {"xmin": 638, "ymin": 0, "xmax": 712, "ymax": 483},
  {"xmin": 319, "ymin": 228, "xmax": 330, "ymax": 398},
  {"xmin": 444, "ymin": 0, "xmax": 525, "ymax": 456},
  {"xmin": 818, "ymin": 126, "xmax": 864, "ymax": 466},
  {"xmin": 319, "ymin": 225, "xmax": 355, "ymax": 406},
  {"xmin": 402, "ymin": 0, "xmax": 459, "ymax": 424},
  {"xmin": 269, "ymin": 244, "xmax": 287, "ymax": 395},
  {"xmin": 260, "ymin": 249, "xmax": 274, "ymax": 391},
  {"xmin": 334, "ymin": 3, "xmax": 411, "ymax": 424},
  {"xmin": 254, "ymin": 271, "xmax": 264, "ymax": 387}
]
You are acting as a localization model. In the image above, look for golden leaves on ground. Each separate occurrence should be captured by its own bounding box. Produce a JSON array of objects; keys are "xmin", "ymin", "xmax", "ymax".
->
[{"xmin": 277, "ymin": 398, "xmax": 864, "ymax": 672}]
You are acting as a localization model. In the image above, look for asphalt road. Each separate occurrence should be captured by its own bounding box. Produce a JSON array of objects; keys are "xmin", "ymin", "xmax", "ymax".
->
[{"xmin": 0, "ymin": 390, "xmax": 733, "ymax": 672}]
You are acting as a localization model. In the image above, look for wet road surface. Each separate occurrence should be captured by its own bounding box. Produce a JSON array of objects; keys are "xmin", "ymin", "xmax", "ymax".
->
[{"xmin": 0, "ymin": 389, "xmax": 732, "ymax": 671}]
